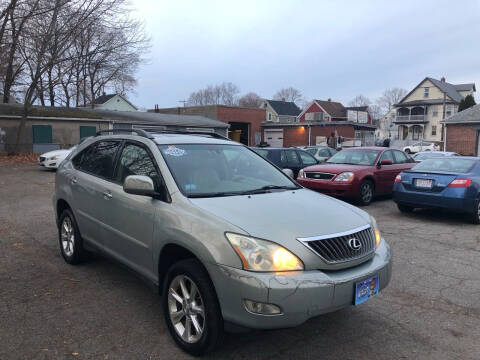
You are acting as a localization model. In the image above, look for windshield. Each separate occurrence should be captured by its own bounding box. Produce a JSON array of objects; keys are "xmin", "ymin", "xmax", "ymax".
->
[
  {"xmin": 413, "ymin": 158, "xmax": 477, "ymax": 173},
  {"xmin": 327, "ymin": 149, "xmax": 380, "ymax": 165},
  {"xmin": 159, "ymin": 144, "xmax": 298, "ymax": 197}
]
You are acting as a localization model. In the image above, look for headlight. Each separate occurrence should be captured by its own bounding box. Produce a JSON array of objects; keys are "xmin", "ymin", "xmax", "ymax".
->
[
  {"xmin": 298, "ymin": 169, "xmax": 305, "ymax": 178},
  {"xmin": 370, "ymin": 216, "xmax": 382, "ymax": 248},
  {"xmin": 225, "ymin": 233, "xmax": 304, "ymax": 272},
  {"xmin": 48, "ymin": 155, "xmax": 60, "ymax": 160},
  {"xmin": 334, "ymin": 171, "xmax": 354, "ymax": 182}
]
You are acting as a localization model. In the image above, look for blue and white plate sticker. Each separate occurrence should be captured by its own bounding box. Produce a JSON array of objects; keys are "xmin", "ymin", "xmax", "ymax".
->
[{"xmin": 164, "ymin": 145, "xmax": 186, "ymax": 157}]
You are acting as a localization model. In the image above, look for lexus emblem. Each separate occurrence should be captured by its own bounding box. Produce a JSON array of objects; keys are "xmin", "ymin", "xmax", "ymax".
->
[{"xmin": 348, "ymin": 237, "xmax": 362, "ymax": 251}]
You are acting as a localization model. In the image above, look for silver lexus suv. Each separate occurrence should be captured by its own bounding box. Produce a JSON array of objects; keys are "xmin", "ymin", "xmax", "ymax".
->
[{"xmin": 53, "ymin": 130, "xmax": 392, "ymax": 356}]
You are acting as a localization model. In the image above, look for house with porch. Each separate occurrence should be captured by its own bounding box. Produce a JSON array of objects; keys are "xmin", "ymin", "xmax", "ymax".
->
[{"xmin": 393, "ymin": 77, "xmax": 475, "ymax": 144}]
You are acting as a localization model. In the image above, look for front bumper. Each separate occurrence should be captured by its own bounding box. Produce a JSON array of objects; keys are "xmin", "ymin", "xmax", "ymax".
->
[
  {"xmin": 38, "ymin": 159, "xmax": 58, "ymax": 169},
  {"xmin": 297, "ymin": 178, "xmax": 358, "ymax": 198},
  {"xmin": 206, "ymin": 240, "xmax": 392, "ymax": 329}
]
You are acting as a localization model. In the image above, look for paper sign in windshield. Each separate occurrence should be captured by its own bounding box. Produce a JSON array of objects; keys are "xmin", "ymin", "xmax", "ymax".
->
[{"xmin": 164, "ymin": 145, "xmax": 186, "ymax": 157}]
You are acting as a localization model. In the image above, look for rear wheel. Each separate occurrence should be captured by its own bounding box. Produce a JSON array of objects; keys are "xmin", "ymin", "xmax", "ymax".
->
[
  {"xmin": 469, "ymin": 199, "xmax": 480, "ymax": 224},
  {"xmin": 163, "ymin": 259, "xmax": 224, "ymax": 356},
  {"xmin": 58, "ymin": 209, "xmax": 89, "ymax": 264},
  {"xmin": 358, "ymin": 180, "xmax": 374, "ymax": 206},
  {"xmin": 397, "ymin": 204, "xmax": 414, "ymax": 213}
]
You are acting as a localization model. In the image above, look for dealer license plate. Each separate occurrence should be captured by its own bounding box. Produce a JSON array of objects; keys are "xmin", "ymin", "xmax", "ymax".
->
[
  {"xmin": 415, "ymin": 178, "xmax": 433, "ymax": 188},
  {"xmin": 354, "ymin": 274, "xmax": 379, "ymax": 306}
]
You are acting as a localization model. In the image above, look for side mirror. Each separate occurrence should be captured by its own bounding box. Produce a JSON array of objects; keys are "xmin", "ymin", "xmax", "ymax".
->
[
  {"xmin": 282, "ymin": 168, "xmax": 294, "ymax": 178},
  {"xmin": 123, "ymin": 175, "xmax": 155, "ymax": 196},
  {"xmin": 380, "ymin": 159, "xmax": 393, "ymax": 166}
]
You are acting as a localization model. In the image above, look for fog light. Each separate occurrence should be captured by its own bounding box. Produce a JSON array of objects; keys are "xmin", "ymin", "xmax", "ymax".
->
[{"xmin": 244, "ymin": 299, "xmax": 281, "ymax": 315}]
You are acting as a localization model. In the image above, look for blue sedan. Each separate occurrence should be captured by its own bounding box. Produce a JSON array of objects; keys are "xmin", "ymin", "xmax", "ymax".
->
[{"xmin": 393, "ymin": 156, "xmax": 480, "ymax": 224}]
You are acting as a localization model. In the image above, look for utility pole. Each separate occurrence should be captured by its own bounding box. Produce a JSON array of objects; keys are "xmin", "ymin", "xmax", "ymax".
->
[
  {"xmin": 179, "ymin": 100, "xmax": 187, "ymax": 107},
  {"xmin": 442, "ymin": 92, "xmax": 446, "ymax": 151}
]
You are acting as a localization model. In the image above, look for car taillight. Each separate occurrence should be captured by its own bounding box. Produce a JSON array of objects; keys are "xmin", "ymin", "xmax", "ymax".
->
[
  {"xmin": 394, "ymin": 174, "xmax": 402, "ymax": 183},
  {"xmin": 448, "ymin": 178, "xmax": 472, "ymax": 188}
]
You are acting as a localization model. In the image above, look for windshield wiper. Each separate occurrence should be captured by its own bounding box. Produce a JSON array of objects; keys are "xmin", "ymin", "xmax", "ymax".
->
[
  {"xmin": 188, "ymin": 191, "xmax": 245, "ymax": 198},
  {"xmin": 241, "ymin": 185, "xmax": 301, "ymax": 194}
]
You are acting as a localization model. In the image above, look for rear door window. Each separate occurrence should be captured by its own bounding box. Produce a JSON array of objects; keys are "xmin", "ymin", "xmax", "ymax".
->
[
  {"xmin": 73, "ymin": 141, "xmax": 121, "ymax": 179},
  {"xmin": 393, "ymin": 150, "xmax": 409, "ymax": 164},
  {"xmin": 281, "ymin": 150, "xmax": 301, "ymax": 167},
  {"xmin": 298, "ymin": 150, "xmax": 317, "ymax": 166}
]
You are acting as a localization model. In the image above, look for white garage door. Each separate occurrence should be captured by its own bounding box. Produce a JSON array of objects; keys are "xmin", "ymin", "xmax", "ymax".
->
[{"xmin": 264, "ymin": 129, "xmax": 283, "ymax": 147}]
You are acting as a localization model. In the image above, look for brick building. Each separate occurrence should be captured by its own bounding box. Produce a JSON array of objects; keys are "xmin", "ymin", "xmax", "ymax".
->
[
  {"xmin": 443, "ymin": 104, "xmax": 480, "ymax": 156},
  {"xmin": 150, "ymin": 105, "xmax": 265, "ymax": 146}
]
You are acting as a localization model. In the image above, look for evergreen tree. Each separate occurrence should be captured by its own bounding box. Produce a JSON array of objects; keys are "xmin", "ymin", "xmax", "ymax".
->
[{"xmin": 458, "ymin": 94, "xmax": 476, "ymax": 112}]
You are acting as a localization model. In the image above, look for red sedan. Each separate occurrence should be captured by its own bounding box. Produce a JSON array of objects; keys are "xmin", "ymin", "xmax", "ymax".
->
[{"xmin": 297, "ymin": 147, "xmax": 415, "ymax": 205}]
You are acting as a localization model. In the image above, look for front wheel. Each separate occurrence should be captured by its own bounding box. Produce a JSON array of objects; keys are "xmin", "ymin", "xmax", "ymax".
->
[
  {"xmin": 358, "ymin": 180, "xmax": 374, "ymax": 206},
  {"xmin": 163, "ymin": 259, "xmax": 224, "ymax": 356}
]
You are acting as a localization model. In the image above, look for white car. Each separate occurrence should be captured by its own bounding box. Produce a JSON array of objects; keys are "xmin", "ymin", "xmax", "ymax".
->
[
  {"xmin": 38, "ymin": 146, "xmax": 76, "ymax": 169},
  {"xmin": 403, "ymin": 142, "xmax": 440, "ymax": 154}
]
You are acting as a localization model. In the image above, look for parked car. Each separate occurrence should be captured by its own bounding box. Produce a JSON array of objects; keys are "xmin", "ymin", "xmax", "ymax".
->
[
  {"xmin": 297, "ymin": 147, "xmax": 415, "ymax": 205},
  {"xmin": 403, "ymin": 142, "xmax": 440, "ymax": 154},
  {"xmin": 38, "ymin": 146, "xmax": 76, "ymax": 169},
  {"xmin": 299, "ymin": 146, "xmax": 337, "ymax": 162},
  {"xmin": 54, "ymin": 130, "xmax": 392, "ymax": 355},
  {"xmin": 252, "ymin": 147, "xmax": 318, "ymax": 177},
  {"xmin": 393, "ymin": 156, "xmax": 480, "ymax": 224},
  {"xmin": 412, "ymin": 151, "xmax": 459, "ymax": 163}
]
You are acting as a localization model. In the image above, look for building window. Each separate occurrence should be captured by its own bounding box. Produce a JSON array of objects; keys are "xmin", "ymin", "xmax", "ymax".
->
[
  {"xmin": 431, "ymin": 126, "xmax": 437, "ymax": 136},
  {"xmin": 32, "ymin": 125, "xmax": 53, "ymax": 144},
  {"xmin": 268, "ymin": 112, "xmax": 272, "ymax": 121},
  {"xmin": 433, "ymin": 110, "xmax": 438, "ymax": 117},
  {"xmin": 424, "ymin": 88, "xmax": 429, "ymax": 98},
  {"xmin": 80, "ymin": 125, "xmax": 96, "ymax": 139}
]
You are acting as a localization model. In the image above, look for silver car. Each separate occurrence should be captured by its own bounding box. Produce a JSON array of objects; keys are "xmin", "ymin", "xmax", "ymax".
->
[{"xmin": 53, "ymin": 130, "xmax": 392, "ymax": 355}]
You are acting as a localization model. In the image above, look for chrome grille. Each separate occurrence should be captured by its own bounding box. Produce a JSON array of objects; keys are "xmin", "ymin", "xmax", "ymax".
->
[
  {"xmin": 305, "ymin": 172, "xmax": 335, "ymax": 180},
  {"xmin": 298, "ymin": 225, "xmax": 375, "ymax": 264}
]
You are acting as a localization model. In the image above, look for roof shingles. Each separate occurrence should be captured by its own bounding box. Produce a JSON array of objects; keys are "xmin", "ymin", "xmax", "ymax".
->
[{"xmin": 266, "ymin": 100, "xmax": 301, "ymax": 116}]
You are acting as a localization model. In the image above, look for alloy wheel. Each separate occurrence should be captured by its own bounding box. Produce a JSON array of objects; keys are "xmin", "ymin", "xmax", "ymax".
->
[
  {"xmin": 361, "ymin": 183, "xmax": 373, "ymax": 203},
  {"xmin": 168, "ymin": 275, "xmax": 205, "ymax": 344},
  {"xmin": 61, "ymin": 216, "xmax": 75, "ymax": 257}
]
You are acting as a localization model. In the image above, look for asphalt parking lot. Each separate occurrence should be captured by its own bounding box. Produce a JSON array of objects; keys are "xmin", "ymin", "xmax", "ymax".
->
[{"xmin": 1, "ymin": 164, "xmax": 479, "ymax": 360}]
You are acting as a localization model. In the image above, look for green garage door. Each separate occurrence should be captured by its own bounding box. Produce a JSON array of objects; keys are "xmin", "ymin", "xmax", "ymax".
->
[
  {"xmin": 80, "ymin": 125, "xmax": 97, "ymax": 139},
  {"xmin": 32, "ymin": 125, "xmax": 52, "ymax": 143}
]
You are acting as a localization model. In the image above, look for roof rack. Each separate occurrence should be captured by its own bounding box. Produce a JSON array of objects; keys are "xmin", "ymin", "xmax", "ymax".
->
[
  {"xmin": 95, "ymin": 129, "xmax": 154, "ymax": 139},
  {"xmin": 143, "ymin": 129, "xmax": 231, "ymax": 141},
  {"xmin": 95, "ymin": 128, "xmax": 231, "ymax": 141}
]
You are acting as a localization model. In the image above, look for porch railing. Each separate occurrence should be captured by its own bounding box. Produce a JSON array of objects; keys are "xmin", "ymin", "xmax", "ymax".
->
[{"xmin": 394, "ymin": 115, "xmax": 426, "ymax": 122}]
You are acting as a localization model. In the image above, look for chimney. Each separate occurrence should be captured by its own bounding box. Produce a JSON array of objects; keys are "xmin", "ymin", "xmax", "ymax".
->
[
  {"xmin": 281, "ymin": 97, "xmax": 286, "ymax": 102},
  {"xmin": 328, "ymin": 98, "xmax": 331, "ymax": 102},
  {"xmin": 441, "ymin": 77, "xmax": 446, "ymax": 82}
]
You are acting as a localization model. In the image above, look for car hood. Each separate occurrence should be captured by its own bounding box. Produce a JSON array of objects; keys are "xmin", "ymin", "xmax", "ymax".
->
[
  {"xmin": 302, "ymin": 163, "xmax": 372, "ymax": 174},
  {"xmin": 189, "ymin": 188, "xmax": 370, "ymax": 243},
  {"xmin": 40, "ymin": 149, "xmax": 71, "ymax": 158}
]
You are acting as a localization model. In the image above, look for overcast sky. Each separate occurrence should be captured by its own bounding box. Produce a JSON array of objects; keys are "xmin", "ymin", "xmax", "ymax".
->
[{"xmin": 130, "ymin": 0, "xmax": 480, "ymax": 110}]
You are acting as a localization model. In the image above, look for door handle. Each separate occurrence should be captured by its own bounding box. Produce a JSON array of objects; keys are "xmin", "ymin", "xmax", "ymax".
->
[
  {"xmin": 103, "ymin": 191, "xmax": 112, "ymax": 200},
  {"xmin": 71, "ymin": 177, "xmax": 77, "ymax": 184}
]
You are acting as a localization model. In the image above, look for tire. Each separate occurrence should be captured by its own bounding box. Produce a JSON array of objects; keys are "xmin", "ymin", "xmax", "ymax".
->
[
  {"xmin": 397, "ymin": 204, "xmax": 414, "ymax": 213},
  {"xmin": 358, "ymin": 180, "xmax": 374, "ymax": 206},
  {"xmin": 58, "ymin": 209, "xmax": 89, "ymax": 264},
  {"xmin": 469, "ymin": 198, "xmax": 480, "ymax": 224},
  {"xmin": 163, "ymin": 259, "xmax": 224, "ymax": 356},
  {"xmin": 404, "ymin": 148, "xmax": 411, "ymax": 154}
]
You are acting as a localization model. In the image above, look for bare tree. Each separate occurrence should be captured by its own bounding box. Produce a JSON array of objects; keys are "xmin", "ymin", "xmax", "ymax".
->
[
  {"xmin": 272, "ymin": 87, "xmax": 303, "ymax": 105},
  {"xmin": 187, "ymin": 82, "xmax": 240, "ymax": 106},
  {"xmin": 368, "ymin": 104, "xmax": 382, "ymax": 122},
  {"xmin": 348, "ymin": 95, "xmax": 371, "ymax": 107},
  {"xmin": 238, "ymin": 92, "xmax": 262, "ymax": 108},
  {"xmin": 377, "ymin": 87, "xmax": 407, "ymax": 114}
]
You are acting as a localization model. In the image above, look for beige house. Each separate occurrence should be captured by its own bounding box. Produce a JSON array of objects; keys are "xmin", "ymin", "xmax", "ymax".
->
[
  {"xmin": 393, "ymin": 77, "xmax": 475, "ymax": 143},
  {"xmin": 260, "ymin": 99, "xmax": 301, "ymax": 123}
]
